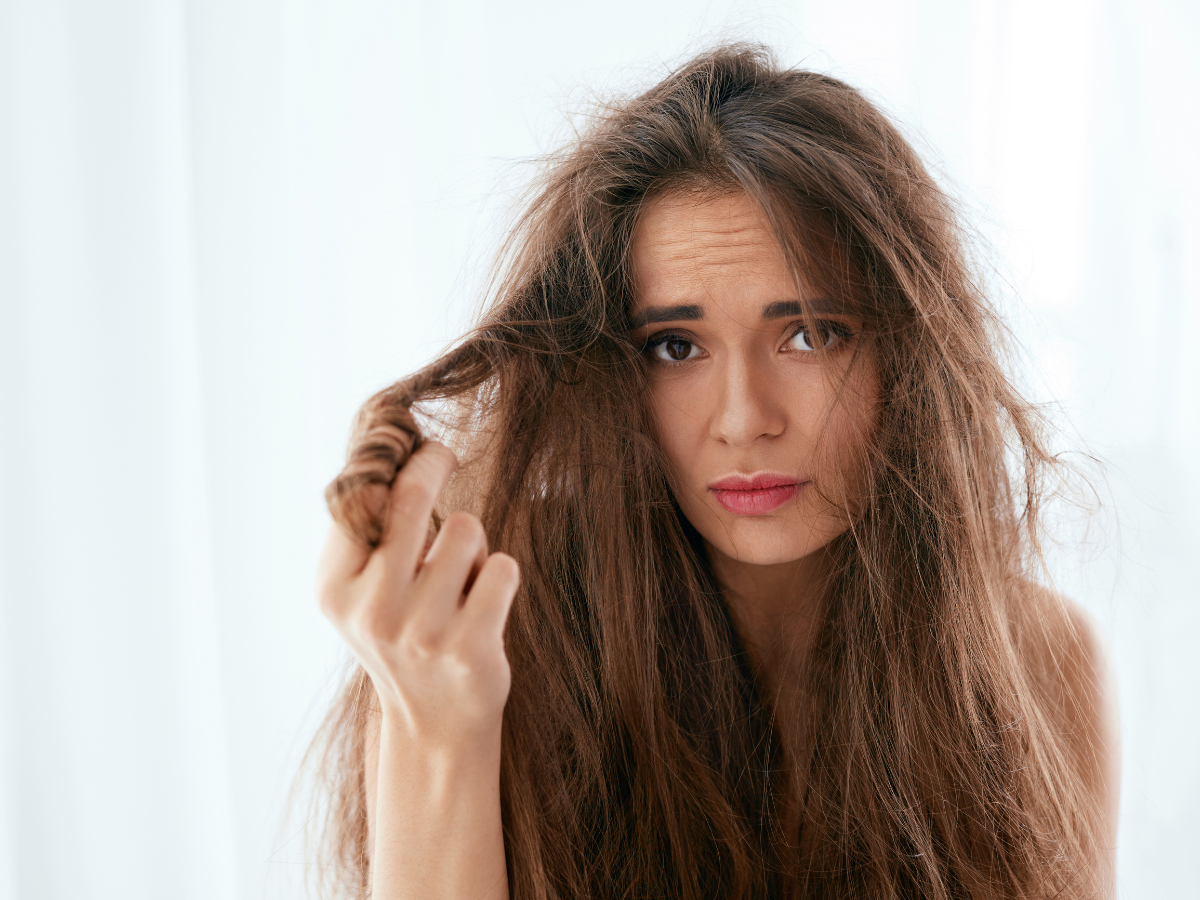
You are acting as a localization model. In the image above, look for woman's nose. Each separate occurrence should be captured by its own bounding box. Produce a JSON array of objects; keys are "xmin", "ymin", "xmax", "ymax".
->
[{"xmin": 709, "ymin": 355, "xmax": 786, "ymax": 447}]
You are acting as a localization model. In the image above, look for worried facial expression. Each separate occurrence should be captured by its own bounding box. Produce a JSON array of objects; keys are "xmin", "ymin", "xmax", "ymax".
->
[{"xmin": 630, "ymin": 191, "xmax": 879, "ymax": 569}]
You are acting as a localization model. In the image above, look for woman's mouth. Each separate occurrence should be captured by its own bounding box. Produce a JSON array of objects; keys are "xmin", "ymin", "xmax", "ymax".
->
[{"xmin": 708, "ymin": 473, "xmax": 807, "ymax": 516}]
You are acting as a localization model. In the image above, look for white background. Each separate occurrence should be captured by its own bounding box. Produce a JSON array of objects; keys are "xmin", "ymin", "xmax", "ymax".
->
[{"xmin": 1, "ymin": 1, "xmax": 1197, "ymax": 898}]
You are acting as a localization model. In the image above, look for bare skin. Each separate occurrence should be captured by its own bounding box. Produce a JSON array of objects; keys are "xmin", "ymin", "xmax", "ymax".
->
[
  {"xmin": 316, "ymin": 189, "xmax": 1119, "ymax": 898},
  {"xmin": 317, "ymin": 445, "xmax": 515, "ymax": 900}
]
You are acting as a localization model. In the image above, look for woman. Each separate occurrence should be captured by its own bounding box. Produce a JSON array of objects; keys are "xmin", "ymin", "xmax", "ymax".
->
[{"xmin": 307, "ymin": 44, "xmax": 1118, "ymax": 900}]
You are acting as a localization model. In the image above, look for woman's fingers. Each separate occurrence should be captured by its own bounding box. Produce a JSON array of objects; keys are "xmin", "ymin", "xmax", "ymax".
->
[
  {"xmin": 316, "ymin": 521, "xmax": 372, "ymax": 620},
  {"xmin": 411, "ymin": 511, "xmax": 489, "ymax": 637},
  {"xmin": 321, "ymin": 442, "xmax": 456, "ymax": 629},
  {"xmin": 379, "ymin": 441, "xmax": 459, "ymax": 575},
  {"xmin": 453, "ymin": 552, "xmax": 520, "ymax": 649}
]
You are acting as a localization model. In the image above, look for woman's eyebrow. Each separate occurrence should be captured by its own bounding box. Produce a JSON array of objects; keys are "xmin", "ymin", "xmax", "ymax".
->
[
  {"xmin": 630, "ymin": 297, "xmax": 844, "ymax": 330},
  {"xmin": 761, "ymin": 298, "xmax": 842, "ymax": 319},
  {"xmin": 629, "ymin": 304, "xmax": 703, "ymax": 329}
]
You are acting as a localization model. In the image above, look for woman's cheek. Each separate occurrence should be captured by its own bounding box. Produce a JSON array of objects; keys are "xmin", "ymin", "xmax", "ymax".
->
[
  {"xmin": 815, "ymin": 365, "xmax": 880, "ymax": 512},
  {"xmin": 650, "ymin": 375, "xmax": 705, "ymax": 461},
  {"xmin": 649, "ymin": 379, "xmax": 721, "ymax": 533}
]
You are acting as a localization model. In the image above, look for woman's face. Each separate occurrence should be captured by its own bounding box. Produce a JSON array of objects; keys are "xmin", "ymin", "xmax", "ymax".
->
[{"xmin": 630, "ymin": 191, "xmax": 878, "ymax": 569}]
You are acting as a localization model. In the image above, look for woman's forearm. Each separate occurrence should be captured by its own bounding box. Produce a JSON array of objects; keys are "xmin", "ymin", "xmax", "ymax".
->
[{"xmin": 371, "ymin": 709, "xmax": 509, "ymax": 900}]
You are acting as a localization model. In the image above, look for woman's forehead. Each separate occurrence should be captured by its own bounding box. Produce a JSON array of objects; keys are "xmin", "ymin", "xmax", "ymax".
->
[{"xmin": 629, "ymin": 191, "xmax": 797, "ymax": 308}]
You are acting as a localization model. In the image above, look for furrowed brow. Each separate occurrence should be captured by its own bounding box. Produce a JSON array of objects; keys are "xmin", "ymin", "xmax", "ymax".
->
[{"xmin": 628, "ymin": 304, "xmax": 704, "ymax": 329}]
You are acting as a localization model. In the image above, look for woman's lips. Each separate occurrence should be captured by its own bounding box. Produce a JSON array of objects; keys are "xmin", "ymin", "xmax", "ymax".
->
[{"xmin": 708, "ymin": 474, "xmax": 806, "ymax": 516}]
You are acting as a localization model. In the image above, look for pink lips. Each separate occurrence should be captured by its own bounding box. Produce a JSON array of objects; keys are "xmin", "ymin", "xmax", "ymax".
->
[{"xmin": 708, "ymin": 473, "xmax": 806, "ymax": 516}]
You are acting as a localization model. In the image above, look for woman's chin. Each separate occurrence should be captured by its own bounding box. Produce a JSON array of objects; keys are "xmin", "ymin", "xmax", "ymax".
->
[
  {"xmin": 699, "ymin": 516, "xmax": 846, "ymax": 569},
  {"xmin": 682, "ymin": 499, "xmax": 844, "ymax": 568},
  {"xmin": 705, "ymin": 534, "xmax": 821, "ymax": 569}
]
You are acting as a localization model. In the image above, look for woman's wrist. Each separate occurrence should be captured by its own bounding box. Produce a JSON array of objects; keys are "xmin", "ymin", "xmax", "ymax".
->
[
  {"xmin": 377, "ymin": 702, "xmax": 503, "ymax": 786},
  {"xmin": 372, "ymin": 702, "xmax": 508, "ymax": 899}
]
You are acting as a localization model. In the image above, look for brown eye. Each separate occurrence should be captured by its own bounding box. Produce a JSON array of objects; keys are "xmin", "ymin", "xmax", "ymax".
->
[
  {"xmin": 648, "ymin": 336, "xmax": 700, "ymax": 363},
  {"xmin": 665, "ymin": 339, "xmax": 692, "ymax": 360},
  {"xmin": 788, "ymin": 321, "xmax": 849, "ymax": 353}
]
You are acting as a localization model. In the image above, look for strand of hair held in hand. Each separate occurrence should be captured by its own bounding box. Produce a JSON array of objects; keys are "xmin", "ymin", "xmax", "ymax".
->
[
  {"xmin": 323, "ymin": 342, "xmax": 490, "ymax": 547},
  {"xmin": 323, "ymin": 382, "xmax": 423, "ymax": 548}
]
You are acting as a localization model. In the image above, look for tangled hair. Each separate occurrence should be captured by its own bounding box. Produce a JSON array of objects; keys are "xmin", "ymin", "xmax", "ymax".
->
[{"xmin": 302, "ymin": 44, "xmax": 1104, "ymax": 899}]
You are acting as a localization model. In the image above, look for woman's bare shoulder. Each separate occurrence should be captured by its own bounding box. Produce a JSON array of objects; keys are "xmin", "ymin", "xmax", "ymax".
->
[
  {"xmin": 1010, "ymin": 582, "xmax": 1112, "ymax": 723},
  {"xmin": 1011, "ymin": 580, "xmax": 1120, "ymax": 882}
]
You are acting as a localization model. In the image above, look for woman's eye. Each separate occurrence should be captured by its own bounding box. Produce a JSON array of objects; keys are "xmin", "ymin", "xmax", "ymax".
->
[
  {"xmin": 787, "ymin": 322, "xmax": 848, "ymax": 352},
  {"xmin": 649, "ymin": 337, "xmax": 700, "ymax": 362}
]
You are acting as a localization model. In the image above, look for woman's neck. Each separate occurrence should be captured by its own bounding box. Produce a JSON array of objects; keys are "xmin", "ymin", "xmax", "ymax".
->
[{"xmin": 707, "ymin": 544, "xmax": 829, "ymax": 696}]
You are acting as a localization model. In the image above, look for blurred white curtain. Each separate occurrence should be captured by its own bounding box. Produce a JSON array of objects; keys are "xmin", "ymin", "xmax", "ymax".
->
[{"xmin": 0, "ymin": 1, "xmax": 1196, "ymax": 898}]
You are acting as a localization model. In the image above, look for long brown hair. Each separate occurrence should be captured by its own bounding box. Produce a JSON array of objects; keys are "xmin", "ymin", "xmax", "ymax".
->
[{"xmin": 302, "ymin": 44, "xmax": 1103, "ymax": 899}]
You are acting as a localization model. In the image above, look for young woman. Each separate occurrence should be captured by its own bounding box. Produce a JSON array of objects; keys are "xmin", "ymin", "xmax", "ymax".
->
[{"xmin": 308, "ymin": 44, "xmax": 1118, "ymax": 900}]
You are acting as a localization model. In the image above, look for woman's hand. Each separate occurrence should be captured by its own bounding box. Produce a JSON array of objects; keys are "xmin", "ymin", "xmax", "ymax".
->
[
  {"xmin": 316, "ymin": 441, "xmax": 520, "ymax": 749},
  {"xmin": 316, "ymin": 441, "xmax": 516, "ymax": 899}
]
